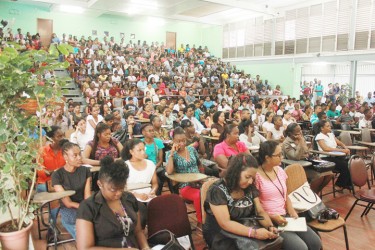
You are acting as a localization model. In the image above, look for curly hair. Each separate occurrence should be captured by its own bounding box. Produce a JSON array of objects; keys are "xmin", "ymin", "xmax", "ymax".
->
[
  {"xmin": 99, "ymin": 156, "xmax": 129, "ymax": 187},
  {"xmin": 224, "ymin": 153, "xmax": 259, "ymax": 192}
]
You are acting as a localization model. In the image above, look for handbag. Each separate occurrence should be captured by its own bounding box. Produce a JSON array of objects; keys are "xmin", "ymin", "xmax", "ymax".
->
[
  {"xmin": 288, "ymin": 182, "xmax": 327, "ymax": 221},
  {"xmin": 220, "ymin": 217, "xmax": 283, "ymax": 250},
  {"xmin": 148, "ymin": 229, "xmax": 185, "ymax": 250}
]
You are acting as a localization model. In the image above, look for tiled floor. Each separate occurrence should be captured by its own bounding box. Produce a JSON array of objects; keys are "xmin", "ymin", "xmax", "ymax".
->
[{"xmin": 31, "ymin": 183, "xmax": 375, "ymax": 250}]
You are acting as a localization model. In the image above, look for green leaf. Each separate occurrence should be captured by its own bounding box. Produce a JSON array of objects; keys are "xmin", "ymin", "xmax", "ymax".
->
[{"xmin": 57, "ymin": 45, "xmax": 69, "ymax": 56}]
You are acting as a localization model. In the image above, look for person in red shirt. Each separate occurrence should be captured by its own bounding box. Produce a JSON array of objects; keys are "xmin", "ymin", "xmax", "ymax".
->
[{"xmin": 37, "ymin": 125, "xmax": 66, "ymax": 192}]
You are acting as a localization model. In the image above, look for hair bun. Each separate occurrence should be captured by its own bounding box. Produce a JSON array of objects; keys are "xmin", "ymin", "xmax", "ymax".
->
[{"xmin": 100, "ymin": 155, "xmax": 114, "ymax": 166}]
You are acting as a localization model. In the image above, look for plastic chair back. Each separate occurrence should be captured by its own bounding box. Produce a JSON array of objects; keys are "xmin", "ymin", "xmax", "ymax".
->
[
  {"xmin": 349, "ymin": 156, "xmax": 367, "ymax": 188},
  {"xmin": 339, "ymin": 131, "xmax": 352, "ymax": 146},
  {"xmin": 200, "ymin": 178, "xmax": 218, "ymax": 224},
  {"xmin": 285, "ymin": 164, "xmax": 308, "ymax": 194},
  {"xmin": 362, "ymin": 128, "xmax": 372, "ymax": 142},
  {"xmin": 147, "ymin": 194, "xmax": 192, "ymax": 238}
]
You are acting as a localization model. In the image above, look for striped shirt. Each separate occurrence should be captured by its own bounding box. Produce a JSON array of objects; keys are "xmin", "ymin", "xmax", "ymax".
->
[{"xmin": 255, "ymin": 166, "xmax": 288, "ymax": 215}]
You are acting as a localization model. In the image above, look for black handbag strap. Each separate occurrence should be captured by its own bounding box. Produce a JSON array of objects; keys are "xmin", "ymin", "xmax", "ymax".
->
[{"xmin": 292, "ymin": 186, "xmax": 318, "ymax": 204}]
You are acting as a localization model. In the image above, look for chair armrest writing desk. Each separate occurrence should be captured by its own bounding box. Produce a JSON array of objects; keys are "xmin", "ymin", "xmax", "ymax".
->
[
  {"xmin": 336, "ymin": 130, "xmax": 361, "ymax": 135},
  {"xmin": 166, "ymin": 173, "xmax": 208, "ymax": 183},
  {"xmin": 126, "ymin": 183, "xmax": 151, "ymax": 191},
  {"xmin": 281, "ymin": 159, "xmax": 312, "ymax": 167},
  {"xmin": 33, "ymin": 191, "xmax": 76, "ymax": 249},
  {"xmin": 309, "ymin": 150, "xmax": 346, "ymax": 157},
  {"xmin": 357, "ymin": 141, "xmax": 375, "ymax": 147}
]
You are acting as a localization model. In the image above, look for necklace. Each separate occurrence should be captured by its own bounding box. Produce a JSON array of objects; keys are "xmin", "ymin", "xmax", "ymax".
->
[{"xmin": 261, "ymin": 166, "xmax": 285, "ymax": 201}]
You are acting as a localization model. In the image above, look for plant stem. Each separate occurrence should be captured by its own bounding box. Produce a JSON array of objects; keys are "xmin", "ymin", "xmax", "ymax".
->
[{"xmin": 7, "ymin": 204, "xmax": 16, "ymax": 230}]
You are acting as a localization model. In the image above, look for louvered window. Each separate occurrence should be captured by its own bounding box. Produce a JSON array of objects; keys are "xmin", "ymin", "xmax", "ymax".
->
[
  {"xmin": 355, "ymin": 0, "xmax": 371, "ymax": 50},
  {"xmin": 337, "ymin": 0, "xmax": 351, "ymax": 50},
  {"xmin": 322, "ymin": 1, "xmax": 337, "ymax": 52},
  {"xmin": 275, "ymin": 17, "xmax": 285, "ymax": 55}
]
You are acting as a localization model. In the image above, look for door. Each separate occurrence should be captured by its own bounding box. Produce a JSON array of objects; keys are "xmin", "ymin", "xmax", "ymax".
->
[
  {"xmin": 37, "ymin": 18, "xmax": 53, "ymax": 48},
  {"xmin": 166, "ymin": 32, "xmax": 176, "ymax": 50}
]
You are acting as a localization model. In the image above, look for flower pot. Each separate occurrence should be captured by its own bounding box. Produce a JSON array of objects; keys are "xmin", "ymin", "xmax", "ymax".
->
[
  {"xmin": 0, "ymin": 220, "xmax": 33, "ymax": 250},
  {"xmin": 18, "ymin": 98, "xmax": 38, "ymax": 115}
]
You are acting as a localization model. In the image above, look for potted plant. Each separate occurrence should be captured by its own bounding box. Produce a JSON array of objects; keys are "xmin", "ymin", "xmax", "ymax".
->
[{"xmin": 0, "ymin": 42, "xmax": 72, "ymax": 249}]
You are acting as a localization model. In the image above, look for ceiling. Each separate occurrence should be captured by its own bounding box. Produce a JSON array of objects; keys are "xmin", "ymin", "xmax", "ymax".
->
[{"xmin": 12, "ymin": 0, "xmax": 330, "ymax": 25}]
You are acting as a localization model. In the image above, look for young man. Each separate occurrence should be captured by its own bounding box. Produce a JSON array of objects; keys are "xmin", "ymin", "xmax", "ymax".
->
[
  {"xmin": 182, "ymin": 104, "xmax": 209, "ymax": 135},
  {"xmin": 310, "ymin": 104, "xmax": 322, "ymax": 125}
]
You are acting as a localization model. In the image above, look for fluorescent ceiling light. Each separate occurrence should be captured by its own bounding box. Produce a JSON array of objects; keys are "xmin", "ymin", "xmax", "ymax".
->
[
  {"xmin": 59, "ymin": 5, "xmax": 84, "ymax": 14},
  {"xmin": 147, "ymin": 17, "xmax": 166, "ymax": 26}
]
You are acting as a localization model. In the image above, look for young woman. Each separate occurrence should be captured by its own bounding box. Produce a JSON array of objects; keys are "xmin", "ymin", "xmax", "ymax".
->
[
  {"xmin": 239, "ymin": 119, "xmax": 266, "ymax": 150},
  {"xmin": 203, "ymin": 154, "xmax": 279, "ymax": 249},
  {"xmin": 159, "ymin": 106, "xmax": 175, "ymax": 129},
  {"xmin": 100, "ymin": 103, "xmax": 111, "ymax": 117},
  {"xmin": 71, "ymin": 103, "xmax": 85, "ymax": 127},
  {"xmin": 121, "ymin": 138, "xmax": 158, "ymax": 199},
  {"xmin": 151, "ymin": 115, "xmax": 169, "ymax": 141},
  {"xmin": 166, "ymin": 127, "xmax": 203, "ymax": 224},
  {"xmin": 315, "ymin": 120, "xmax": 351, "ymax": 190},
  {"xmin": 82, "ymin": 122, "xmax": 123, "ymax": 166},
  {"xmin": 139, "ymin": 104, "xmax": 153, "ymax": 120},
  {"xmin": 282, "ymin": 123, "xmax": 332, "ymax": 193},
  {"xmin": 266, "ymin": 115, "xmax": 284, "ymax": 142},
  {"xmin": 211, "ymin": 111, "xmax": 226, "ymax": 137},
  {"xmin": 282, "ymin": 110, "xmax": 296, "ymax": 129},
  {"xmin": 76, "ymin": 156, "xmax": 150, "ymax": 249},
  {"xmin": 276, "ymin": 103, "xmax": 285, "ymax": 116},
  {"xmin": 52, "ymin": 142, "xmax": 91, "ymax": 239},
  {"xmin": 213, "ymin": 125, "xmax": 251, "ymax": 172},
  {"xmin": 255, "ymin": 141, "xmax": 322, "ymax": 250},
  {"xmin": 86, "ymin": 105, "xmax": 104, "ymax": 138},
  {"xmin": 70, "ymin": 118, "xmax": 93, "ymax": 151},
  {"xmin": 218, "ymin": 99, "xmax": 232, "ymax": 112},
  {"xmin": 262, "ymin": 112, "xmax": 275, "ymax": 133}
]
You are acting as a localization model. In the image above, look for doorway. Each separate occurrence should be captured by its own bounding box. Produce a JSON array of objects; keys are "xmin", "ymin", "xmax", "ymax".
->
[
  {"xmin": 37, "ymin": 18, "xmax": 53, "ymax": 48},
  {"xmin": 166, "ymin": 32, "xmax": 176, "ymax": 50}
]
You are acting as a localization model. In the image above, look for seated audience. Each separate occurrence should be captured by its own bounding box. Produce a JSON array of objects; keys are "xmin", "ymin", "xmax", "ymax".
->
[
  {"xmin": 76, "ymin": 156, "xmax": 150, "ymax": 249},
  {"xmin": 266, "ymin": 115, "xmax": 285, "ymax": 142},
  {"xmin": 315, "ymin": 120, "xmax": 351, "ymax": 190},
  {"xmin": 213, "ymin": 124, "xmax": 251, "ymax": 172},
  {"xmin": 282, "ymin": 123, "xmax": 332, "ymax": 193},
  {"xmin": 282, "ymin": 110, "xmax": 296, "ymax": 128},
  {"xmin": 203, "ymin": 154, "xmax": 280, "ymax": 249},
  {"xmin": 52, "ymin": 141, "xmax": 91, "ymax": 239},
  {"xmin": 82, "ymin": 122, "xmax": 123, "ymax": 166},
  {"xmin": 262, "ymin": 111, "xmax": 275, "ymax": 133},
  {"xmin": 239, "ymin": 119, "xmax": 266, "ymax": 149},
  {"xmin": 166, "ymin": 127, "xmax": 203, "ymax": 224},
  {"xmin": 86, "ymin": 105, "xmax": 103, "ymax": 138},
  {"xmin": 70, "ymin": 118, "xmax": 92, "ymax": 151},
  {"xmin": 151, "ymin": 115, "xmax": 169, "ymax": 141},
  {"xmin": 256, "ymin": 141, "xmax": 322, "ymax": 250},
  {"xmin": 211, "ymin": 111, "xmax": 226, "ymax": 137}
]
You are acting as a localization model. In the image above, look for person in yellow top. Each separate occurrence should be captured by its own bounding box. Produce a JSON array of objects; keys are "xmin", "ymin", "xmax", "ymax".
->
[{"xmin": 178, "ymin": 44, "xmax": 185, "ymax": 54}]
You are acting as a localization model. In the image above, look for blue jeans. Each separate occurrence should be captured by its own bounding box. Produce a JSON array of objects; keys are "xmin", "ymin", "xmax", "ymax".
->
[
  {"xmin": 280, "ymin": 226, "xmax": 322, "ymax": 250},
  {"xmin": 60, "ymin": 207, "xmax": 77, "ymax": 239},
  {"xmin": 36, "ymin": 184, "xmax": 58, "ymax": 225}
]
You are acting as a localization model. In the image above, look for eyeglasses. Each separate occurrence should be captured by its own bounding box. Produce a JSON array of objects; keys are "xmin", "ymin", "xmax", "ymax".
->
[{"xmin": 272, "ymin": 153, "xmax": 283, "ymax": 158}]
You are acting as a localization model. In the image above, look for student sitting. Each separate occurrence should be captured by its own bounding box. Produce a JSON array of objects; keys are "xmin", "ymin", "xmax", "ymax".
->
[{"xmin": 52, "ymin": 141, "xmax": 91, "ymax": 239}]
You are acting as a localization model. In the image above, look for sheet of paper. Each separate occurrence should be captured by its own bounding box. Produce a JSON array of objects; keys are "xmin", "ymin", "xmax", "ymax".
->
[{"xmin": 278, "ymin": 217, "xmax": 307, "ymax": 232}]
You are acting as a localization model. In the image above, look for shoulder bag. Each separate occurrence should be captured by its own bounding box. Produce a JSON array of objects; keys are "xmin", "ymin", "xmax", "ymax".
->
[{"xmin": 148, "ymin": 229, "xmax": 185, "ymax": 250}]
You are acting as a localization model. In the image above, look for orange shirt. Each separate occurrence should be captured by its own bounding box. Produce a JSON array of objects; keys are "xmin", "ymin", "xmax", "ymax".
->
[{"xmin": 37, "ymin": 145, "xmax": 65, "ymax": 184}]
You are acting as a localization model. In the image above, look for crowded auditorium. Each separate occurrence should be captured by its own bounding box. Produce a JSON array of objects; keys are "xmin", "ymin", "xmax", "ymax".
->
[{"xmin": 1, "ymin": 0, "xmax": 375, "ymax": 249}]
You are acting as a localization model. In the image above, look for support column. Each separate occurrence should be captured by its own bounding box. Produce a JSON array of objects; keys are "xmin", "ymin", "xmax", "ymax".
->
[{"xmin": 349, "ymin": 60, "xmax": 357, "ymax": 97}]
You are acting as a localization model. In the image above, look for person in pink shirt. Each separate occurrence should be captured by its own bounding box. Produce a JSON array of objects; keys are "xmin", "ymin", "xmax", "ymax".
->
[
  {"xmin": 255, "ymin": 140, "xmax": 321, "ymax": 250},
  {"xmin": 213, "ymin": 124, "xmax": 251, "ymax": 175}
]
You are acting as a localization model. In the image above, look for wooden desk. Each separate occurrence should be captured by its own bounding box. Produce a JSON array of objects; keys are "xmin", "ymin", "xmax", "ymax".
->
[
  {"xmin": 33, "ymin": 190, "xmax": 76, "ymax": 204},
  {"xmin": 337, "ymin": 130, "xmax": 361, "ymax": 135},
  {"xmin": 133, "ymin": 134, "xmax": 144, "ymax": 138},
  {"xmin": 281, "ymin": 159, "xmax": 312, "ymax": 167},
  {"xmin": 166, "ymin": 173, "xmax": 207, "ymax": 183},
  {"xmin": 309, "ymin": 150, "xmax": 346, "ymax": 157},
  {"xmin": 248, "ymin": 146, "xmax": 260, "ymax": 151},
  {"xmin": 126, "ymin": 183, "xmax": 151, "ymax": 191},
  {"xmin": 357, "ymin": 141, "xmax": 375, "ymax": 147},
  {"xmin": 354, "ymin": 128, "xmax": 375, "ymax": 132},
  {"xmin": 202, "ymin": 136, "xmax": 219, "ymax": 141},
  {"xmin": 346, "ymin": 145, "xmax": 368, "ymax": 151}
]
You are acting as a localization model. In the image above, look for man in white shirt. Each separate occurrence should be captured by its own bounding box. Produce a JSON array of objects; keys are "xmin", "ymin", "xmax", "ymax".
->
[
  {"xmin": 182, "ymin": 104, "xmax": 209, "ymax": 135},
  {"xmin": 251, "ymin": 104, "xmax": 265, "ymax": 131},
  {"xmin": 364, "ymin": 92, "xmax": 375, "ymax": 106}
]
